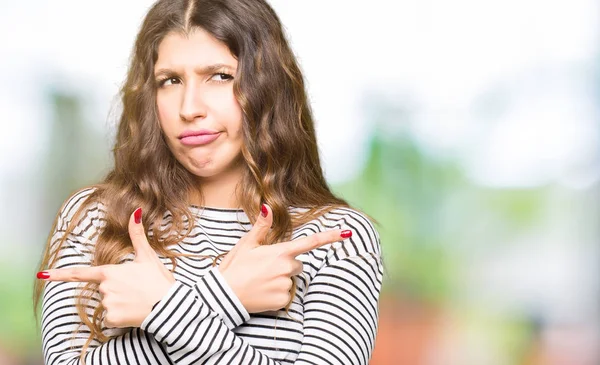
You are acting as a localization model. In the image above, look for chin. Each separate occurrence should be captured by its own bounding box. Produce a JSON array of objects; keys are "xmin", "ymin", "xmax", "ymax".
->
[
  {"xmin": 187, "ymin": 164, "xmax": 225, "ymax": 179},
  {"xmin": 188, "ymin": 166, "xmax": 217, "ymax": 178}
]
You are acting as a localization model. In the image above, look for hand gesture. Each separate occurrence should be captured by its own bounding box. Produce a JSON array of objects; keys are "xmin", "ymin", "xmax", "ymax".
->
[
  {"xmin": 219, "ymin": 204, "xmax": 352, "ymax": 313},
  {"xmin": 37, "ymin": 208, "xmax": 175, "ymax": 328}
]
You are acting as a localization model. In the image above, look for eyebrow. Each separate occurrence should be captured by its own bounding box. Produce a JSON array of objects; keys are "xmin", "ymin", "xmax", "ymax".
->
[{"xmin": 154, "ymin": 63, "xmax": 236, "ymax": 78}]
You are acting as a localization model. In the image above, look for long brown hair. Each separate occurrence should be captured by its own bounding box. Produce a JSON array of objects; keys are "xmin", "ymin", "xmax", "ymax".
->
[{"xmin": 34, "ymin": 0, "xmax": 348, "ymax": 360}]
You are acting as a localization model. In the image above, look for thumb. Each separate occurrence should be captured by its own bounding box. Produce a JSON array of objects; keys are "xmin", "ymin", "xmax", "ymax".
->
[
  {"xmin": 129, "ymin": 208, "xmax": 155, "ymax": 261},
  {"xmin": 241, "ymin": 204, "xmax": 273, "ymax": 249}
]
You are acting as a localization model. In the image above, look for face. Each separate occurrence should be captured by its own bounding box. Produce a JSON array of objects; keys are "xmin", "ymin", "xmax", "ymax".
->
[{"xmin": 154, "ymin": 28, "xmax": 244, "ymax": 183}]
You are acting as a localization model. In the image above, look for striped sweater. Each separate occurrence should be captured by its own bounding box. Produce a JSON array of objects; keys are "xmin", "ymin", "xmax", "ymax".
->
[{"xmin": 41, "ymin": 188, "xmax": 383, "ymax": 364}]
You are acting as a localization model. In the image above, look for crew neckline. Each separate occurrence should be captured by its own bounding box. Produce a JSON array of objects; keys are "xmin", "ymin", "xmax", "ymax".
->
[{"xmin": 189, "ymin": 205, "xmax": 248, "ymax": 220}]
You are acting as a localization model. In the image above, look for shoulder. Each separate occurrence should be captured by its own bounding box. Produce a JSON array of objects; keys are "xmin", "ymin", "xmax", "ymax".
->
[
  {"xmin": 47, "ymin": 187, "xmax": 106, "ymax": 265},
  {"xmin": 292, "ymin": 206, "xmax": 381, "ymax": 258},
  {"xmin": 324, "ymin": 207, "xmax": 381, "ymax": 257},
  {"xmin": 55, "ymin": 187, "xmax": 106, "ymax": 236}
]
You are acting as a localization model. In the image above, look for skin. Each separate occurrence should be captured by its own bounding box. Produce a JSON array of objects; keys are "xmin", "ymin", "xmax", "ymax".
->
[
  {"xmin": 39, "ymin": 28, "xmax": 351, "ymax": 328},
  {"xmin": 155, "ymin": 28, "xmax": 245, "ymax": 208},
  {"xmin": 42, "ymin": 206, "xmax": 347, "ymax": 328}
]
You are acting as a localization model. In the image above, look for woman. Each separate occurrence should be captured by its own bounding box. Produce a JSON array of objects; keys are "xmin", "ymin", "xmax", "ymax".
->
[{"xmin": 34, "ymin": 0, "xmax": 382, "ymax": 364}]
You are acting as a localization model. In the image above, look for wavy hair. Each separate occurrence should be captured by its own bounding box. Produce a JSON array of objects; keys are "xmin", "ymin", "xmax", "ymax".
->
[{"xmin": 34, "ymin": 0, "xmax": 349, "ymax": 361}]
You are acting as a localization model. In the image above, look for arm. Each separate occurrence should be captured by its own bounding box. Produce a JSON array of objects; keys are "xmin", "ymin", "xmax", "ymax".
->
[
  {"xmin": 43, "ymin": 193, "xmax": 381, "ymax": 364},
  {"xmin": 42, "ymin": 270, "xmax": 249, "ymax": 364},
  {"xmin": 42, "ymin": 271, "xmax": 249, "ymax": 364},
  {"xmin": 295, "ymin": 253, "xmax": 382, "ymax": 364},
  {"xmin": 41, "ymin": 190, "xmax": 249, "ymax": 365},
  {"xmin": 140, "ymin": 210, "xmax": 383, "ymax": 364},
  {"xmin": 141, "ymin": 254, "xmax": 382, "ymax": 365}
]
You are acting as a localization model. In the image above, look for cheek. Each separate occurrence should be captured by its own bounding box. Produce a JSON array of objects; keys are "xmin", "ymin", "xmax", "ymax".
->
[
  {"xmin": 206, "ymin": 91, "xmax": 244, "ymax": 136},
  {"xmin": 224, "ymin": 95, "xmax": 244, "ymax": 134},
  {"xmin": 156, "ymin": 95, "xmax": 176, "ymax": 131}
]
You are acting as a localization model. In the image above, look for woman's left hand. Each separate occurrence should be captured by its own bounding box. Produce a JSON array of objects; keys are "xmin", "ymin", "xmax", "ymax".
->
[{"xmin": 39, "ymin": 208, "xmax": 175, "ymax": 328}]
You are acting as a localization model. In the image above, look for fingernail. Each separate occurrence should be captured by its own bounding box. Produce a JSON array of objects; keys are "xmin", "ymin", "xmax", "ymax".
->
[
  {"xmin": 134, "ymin": 208, "xmax": 142, "ymax": 224},
  {"xmin": 36, "ymin": 271, "xmax": 50, "ymax": 280},
  {"xmin": 341, "ymin": 230, "xmax": 352, "ymax": 239},
  {"xmin": 260, "ymin": 204, "xmax": 268, "ymax": 217}
]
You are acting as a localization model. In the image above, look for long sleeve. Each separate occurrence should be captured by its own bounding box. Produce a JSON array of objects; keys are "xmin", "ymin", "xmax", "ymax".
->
[
  {"xmin": 142, "ymin": 255, "xmax": 382, "ymax": 365},
  {"xmin": 41, "ymin": 189, "xmax": 250, "ymax": 365},
  {"xmin": 294, "ymin": 253, "xmax": 382, "ymax": 364},
  {"xmin": 41, "ymin": 190, "xmax": 383, "ymax": 364},
  {"xmin": 42, "ymin": 270, "xmax": 249, "ymax": 364},
  {"xmin": 140, "ymin": 209, "xmax": 383, "ymax": 365}
]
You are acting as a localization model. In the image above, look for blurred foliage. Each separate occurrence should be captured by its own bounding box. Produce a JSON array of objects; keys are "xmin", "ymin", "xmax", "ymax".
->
[
  {"xmin": 0, "ymin": 264, "xmax": 40, "ymax": 361},
  {"xmin": 1, "ymin": 87, "xmax": 596, "ymax": 364},
  {"xmin": 0, "ymin": 89, "xmax": 109, "ymax": 362},
  {"xmin": 331, "ymin": 128, "xmax": 556, "ymax": 364},
  {"xmin": 334, "ymin": 130, "xmax": 464, "ymax": 303},
  {"xmin": 42, "ymin": 89, "xmax": 111, "ymax": 221},
  {"xmin": 333, "ymin": 124, "xmax": 551, "ymax": 305}
]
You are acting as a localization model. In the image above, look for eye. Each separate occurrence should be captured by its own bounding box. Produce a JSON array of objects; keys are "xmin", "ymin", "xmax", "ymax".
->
[
  {"xmin": 157, "ymin": 77, "xmax": 181, "ymax": 87},
  {"xmin": 210, "ymin": 73, "xmax": 234, "ymax": 82}
]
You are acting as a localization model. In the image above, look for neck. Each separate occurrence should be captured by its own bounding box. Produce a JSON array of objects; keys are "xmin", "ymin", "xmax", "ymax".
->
[{"xmin": 192, "ymin": 163, "xmax": 244, "ymax": 209}]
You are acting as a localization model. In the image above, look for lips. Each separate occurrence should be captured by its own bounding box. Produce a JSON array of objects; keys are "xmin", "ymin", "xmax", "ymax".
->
[{"xmin": 178, "ymin": 130, "xmax": 221, "ymax": 146}]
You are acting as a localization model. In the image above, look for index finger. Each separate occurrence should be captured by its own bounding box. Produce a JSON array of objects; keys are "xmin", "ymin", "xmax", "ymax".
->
[
  {"xmin": 282, "ymin": 229, "xmax": 352, "ymax": 257},
  {"xmin": 39, "ymin": 266, "xmax": 105, "ymax": 283}
]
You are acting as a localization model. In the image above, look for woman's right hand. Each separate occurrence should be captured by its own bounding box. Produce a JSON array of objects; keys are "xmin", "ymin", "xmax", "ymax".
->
[{"xmin": 218, "ymin": 204, "xmax": 351, "ymax": 313}]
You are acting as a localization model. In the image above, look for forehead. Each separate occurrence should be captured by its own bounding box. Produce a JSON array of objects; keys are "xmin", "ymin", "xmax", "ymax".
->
[{"xmin": 155, "ymin": 28, "xmax": 237, "ymax": 70}]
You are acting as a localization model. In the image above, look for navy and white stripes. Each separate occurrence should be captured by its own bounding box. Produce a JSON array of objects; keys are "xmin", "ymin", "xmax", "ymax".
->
[{"xmin": 41, "ymin": 188, "xmax": 383, "ymax": 364}]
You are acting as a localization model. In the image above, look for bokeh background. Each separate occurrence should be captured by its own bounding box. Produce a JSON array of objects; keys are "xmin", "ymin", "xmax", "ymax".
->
[{"xmin": 1, "ymin": 0, "xmax": 599, "ymax": 364}]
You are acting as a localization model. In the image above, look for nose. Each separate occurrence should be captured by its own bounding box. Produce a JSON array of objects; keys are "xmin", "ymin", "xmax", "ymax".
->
[{"xmin": 179, "ymin": 82, "xmax": 207, "ymax": 122}]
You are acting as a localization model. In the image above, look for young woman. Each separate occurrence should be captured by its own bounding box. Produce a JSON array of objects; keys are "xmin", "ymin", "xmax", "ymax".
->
[{"xmin": 34, "ymin": 0, "xmax": 382, "ymax": 364}]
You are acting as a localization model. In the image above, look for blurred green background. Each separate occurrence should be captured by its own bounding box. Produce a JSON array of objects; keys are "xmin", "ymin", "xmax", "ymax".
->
[{"xmin": 1, "ymin": 1, "xmax": 599, "ymax": 364}]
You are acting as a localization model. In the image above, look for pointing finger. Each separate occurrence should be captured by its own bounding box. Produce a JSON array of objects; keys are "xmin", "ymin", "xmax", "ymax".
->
[
  {"xmin": 128, "ymin": 208, "xmax": 155, "ymax": 261},
  {"xmin": 283, "ymin": 229, "xmax": 352, "ymax": 258},
  {"xmin": 38, "ymin": 266, "xmax": 106, "ymax": 283}
]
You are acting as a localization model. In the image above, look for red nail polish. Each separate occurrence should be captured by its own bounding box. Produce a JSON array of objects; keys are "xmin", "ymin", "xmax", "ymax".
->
[
  {"xmin": 341, "ymin": 230, "xmax": 352, "ymax": 239},
  {"xmin": 134, "ymin": 208, "xmax": 142, "ymax": 224},
  {"xmin": 260, "ymin": 204, "xmax": 268, "ymax": 217},
  {"xmin": 36, "ymin": 271, "xmax": 50, "ymax": 280}
]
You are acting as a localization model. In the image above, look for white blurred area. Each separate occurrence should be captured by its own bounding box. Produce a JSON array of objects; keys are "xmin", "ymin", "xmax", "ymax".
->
[
  {"xmin": 1, "ymin": 1, "xmax": 598, "ymax": 364},
  {"xmin": 0, "ymin": 0, "xmax": 598, "ymax": 186},
  {"xmin": 277, "ymin": 0, "xmax": 600, "ymax": 191}
]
